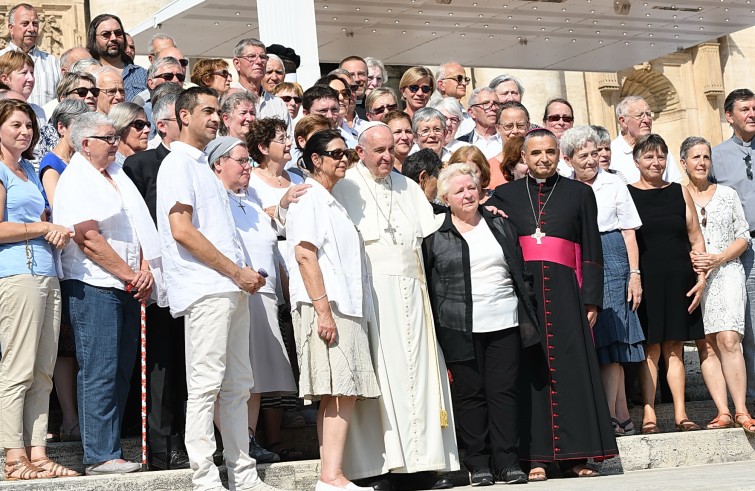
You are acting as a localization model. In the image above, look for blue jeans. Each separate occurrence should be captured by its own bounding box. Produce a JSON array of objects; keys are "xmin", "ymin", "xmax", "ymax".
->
[{"xmin": 62, "ymin": 279, "xmax": 139, "ymax": 464}]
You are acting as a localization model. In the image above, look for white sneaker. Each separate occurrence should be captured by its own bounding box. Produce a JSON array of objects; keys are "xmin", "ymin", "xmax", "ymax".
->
[
  {"xmin": 240, "ymin": 480, "xmax": 288, "ymax": 491},
  {"xmin": 85, "ymin": 460, "xmax": 141, "ymax": 475}
]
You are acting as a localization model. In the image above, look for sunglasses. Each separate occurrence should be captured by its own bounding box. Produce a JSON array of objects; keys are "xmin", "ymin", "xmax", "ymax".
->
[
  {"xmin": 154, "ymin": 72, "xmax": 186, "ymax": 83},
  {"xmin": 213, "ymin": 70, "xmax": 231, "ymax": 78},
  {"xmin": 407, "ymin": 84, "xmax": 432, "ymax": 94},
  {"xmin": 101, "ymin": 87, "xmax": 126, "ymax": 97},
  {"xmin": 370, "ymin": 103, "xmax": 398, "ymax": 115},
  {"xmin": 321, "ymin": 148, "xmax": 349, "ymax": 160},
  {"xmin": 546, "ymin": 114, "xmax": 575, "ymax": 123},
  {"xmin": 443, "ymin": 75, "xmax": 471, "ymax": 84},
  {"xmin": 129, "ymin": 120, "xmax": 152, "ymax": 131},
  {"xmin": 279, "ymin": 95, "xmax": 302, "ymax": 104},
  {"xmin": 746, "ymin": 154, "xmax": 752, "ymax": 180},
  {"xmin": 67, "ymin": 87, "xmax": 100, "ymax": 98},
  {"xmin": 98, "ymin": 29, "xmax": 124, "ymax": 40},
  {"xmin": 699, "ymin": 206, "xmax": 707, "ymax": 228}
]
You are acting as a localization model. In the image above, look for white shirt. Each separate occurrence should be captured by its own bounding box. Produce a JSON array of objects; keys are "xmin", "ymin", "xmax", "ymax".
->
[
  {"xmin": 470, "ymin": 130, "xmax": 502, "ymax": 159},
  {"xmin": 156, "ymin": 141, "xmax": 245, "ymax": 316},
  {"xmin": 461, "ymin": 219, "xmax": 518, "ymax": 333},
  {"xmin": 1, "ymin": 43, "xmax": 60, "ymax": 106},
  {"xmin": 587, "ymin": 168, "xmax": 643, "ymax": 232},
  {"xmin": 610, "ymin": 135, "xmax": 682, "ymax": 184},
  {"xmin": 229, "ymin": 190, "xmax": 279, "ymax": 296},
  {"xmin": 407, "ymin": 143, "xmax": 452, "ymax": 163},
  {"xmin": 286, "ymin": 178, "xmax": 366, "ymax": 317}
]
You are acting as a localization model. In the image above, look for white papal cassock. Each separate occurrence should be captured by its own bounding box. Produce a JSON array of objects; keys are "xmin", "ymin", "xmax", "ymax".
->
[{"xmin": 332, "ymin": 163, "xmax": 460, "ymax": 479}]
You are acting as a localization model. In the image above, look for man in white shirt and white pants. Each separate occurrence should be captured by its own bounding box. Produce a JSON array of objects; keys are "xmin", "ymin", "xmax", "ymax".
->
[{"xmin": 156, "ymin": 86, "xmax": 275, "ymax": 491}]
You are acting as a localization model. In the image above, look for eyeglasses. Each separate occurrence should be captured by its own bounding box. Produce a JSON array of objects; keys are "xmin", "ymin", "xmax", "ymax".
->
[
  {"xmin": 237, "ymin": 54, "xmax": 268, "ymax": 64},
  {"xmin": 321, "ymin": 148, "xmax": 348, "ymax": 160},
  {"xmin": 629, "ymin": 111, "xmax": 654, "ymax": 120},
  {"xmin": 407, "ymin": 84, "xmax": 432, "ymax": 94},
  {"xmin": 546, "ymin": 114, "xmax": 575, "ymax": 123},
  {"xmin": 443, "ymin": 75, "xmax": 471, "ymax": 84},
  {"xmin": 98, "ymin": 29, "xmax": 124, "ymax": 40},
  {"xmin": 224, "ymin": 155, "xmax": 252, "ymax": 167},
  {"xmin": 154, "ymin": 72, "xmax": 186, "ymax": 83},
  {"xmin": 101, "ymin": 87, "xmax": 126, "ymax": 97},
  {"xmin": 699, "ymin": 206, "xmax": 707, "ymax": 228},
  {"xmin": 446, "ymin": 116, "xmax": 461, "ymax": 126},
  {"xmin": 470, "ymin": 100, "xmax": 500, "ymax": 111},
  {"xmin": 370, "ymin": 103, "xmax": 398, "ymax": 115},
  {"xmin": 129, "ymin": 120, "xmax": 152, "ymax": 131},
  {"xmin": 213, "ymin": 70, "xmax": 232, "ymax": 79},
  {"xmin": 278, "ymin": 95, "xmax": 302, "ymax": 104},
  {"xmin": 178, "ymin": 58, "xmax": 189, "ymax": 67},
  {"xmin": 496, "ymin": 122, "xmax": 529, "ymax": 132},
  {"xmin": 160, "ymin": 117, "xmax": 177, "ymax": 122},
  {"xmin": 335, "ymin": 89, "xmax": 352, "ymax": 99},
  {"xmin": 746, "ymin": 154, "xmax": 752, "ymax": 180},
  {"xmin": 87, "ymin": 135, "xmax": 121, "ymax": 145},
  {"xmin": 271, "ymin": 135, "xmax": 291, "ymax": 145},
  {"xmin": 417, "ymin": 126, "xmax": 445, "ymax": 137},
  {"xmin": 67, "ymin": 87, "xmax": 101, "ymax": 98}
]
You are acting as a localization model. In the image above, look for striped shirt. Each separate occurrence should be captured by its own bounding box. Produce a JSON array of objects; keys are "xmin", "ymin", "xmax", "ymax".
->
[{"xmin": 0, "ymin": 42, "xmax": 60, "ymax": 106}]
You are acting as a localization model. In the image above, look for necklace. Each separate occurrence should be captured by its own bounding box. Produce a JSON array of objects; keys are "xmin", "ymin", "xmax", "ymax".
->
[
  {"xmin": 227, "ymin": 190, "xmax": 246, "ymax": 214},
  {"xmin": 526, "ymin": 176, "xmax": 560, "ymax": 245},
  {"xmin": 262, "ymin": 166, "xmax": 284, "ymax": 185},
  {"xmin": 358, "ymin": 165, "xmax": 397, "ymax": 245}
]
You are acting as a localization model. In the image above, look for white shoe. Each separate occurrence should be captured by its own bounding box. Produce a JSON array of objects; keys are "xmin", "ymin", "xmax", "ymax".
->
[
  {"xmin": 240, "ymin": 480, "xmax": 287, "ymax": 491},
  {"xmin": 316, "ymin": 480, "xmax": 374, "ymax": 491},
  {"xmin": 346, "ymin": 483, "xmax": 374, "ymax": 491}
]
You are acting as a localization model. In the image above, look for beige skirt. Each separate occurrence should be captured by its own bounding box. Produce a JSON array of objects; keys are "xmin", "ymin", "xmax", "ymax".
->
[{"xmin": 293, "ymin": 302, "xmax": 380, "ymax": 401}]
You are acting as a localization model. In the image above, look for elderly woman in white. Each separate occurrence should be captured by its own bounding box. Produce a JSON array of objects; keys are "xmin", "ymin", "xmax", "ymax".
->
[
  {"xmin": 562, "ymin": 125, "xmax": 645, "ymax": 437},
  {"xmin": 287, "ymin": 129, "xmax": 380, "ymax": 491},
  {"xmin": 53, "ymin": 111, "xmax": 163, "ymax": 476}
]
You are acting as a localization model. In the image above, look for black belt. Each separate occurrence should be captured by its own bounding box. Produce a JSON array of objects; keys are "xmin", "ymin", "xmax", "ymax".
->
[
  {"xmin": 277, "ymin": 236, "xmax": 286, "ymax": 241},
  {"xmin": 750, "ymin": 231, "xmax": 755, "ymax": 238}
]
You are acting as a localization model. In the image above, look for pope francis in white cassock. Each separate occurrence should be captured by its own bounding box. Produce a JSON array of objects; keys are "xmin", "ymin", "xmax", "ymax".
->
[{"xmin": 332, "ymin": 123, "xmax": 460, "ymax": 480}]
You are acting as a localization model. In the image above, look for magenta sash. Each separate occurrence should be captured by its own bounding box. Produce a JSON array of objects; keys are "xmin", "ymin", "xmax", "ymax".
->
[{"xmin": 519, "ymin": 235, "xmax": 583, "ymax": 287}]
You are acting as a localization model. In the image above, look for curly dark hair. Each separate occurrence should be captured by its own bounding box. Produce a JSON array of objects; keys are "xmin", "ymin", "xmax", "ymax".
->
[{"xmin": 246, "ymin": 117, "xmax": 288, "ymax": 163}]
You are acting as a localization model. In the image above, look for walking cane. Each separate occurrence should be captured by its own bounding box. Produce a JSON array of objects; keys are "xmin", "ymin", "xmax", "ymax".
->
[{"xmin": 127, "ymin": 284, "xmax": 148, "ymax": 471}]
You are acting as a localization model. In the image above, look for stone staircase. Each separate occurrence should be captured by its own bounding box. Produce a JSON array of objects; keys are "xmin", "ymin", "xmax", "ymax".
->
[{"xmin": 2, "ymin": 344, "xmax": 755, "ymax": 489}]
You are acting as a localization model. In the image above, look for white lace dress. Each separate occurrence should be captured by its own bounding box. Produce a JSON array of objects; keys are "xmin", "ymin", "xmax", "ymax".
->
[{"xmin": 695, "ymin": 185, "xmax": 750, "ymax": 334}]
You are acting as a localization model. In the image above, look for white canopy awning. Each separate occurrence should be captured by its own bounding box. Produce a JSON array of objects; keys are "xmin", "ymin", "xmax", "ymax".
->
[{"xmin": 129, "ymin": 0, "xmax": 754, "ymax": 72}]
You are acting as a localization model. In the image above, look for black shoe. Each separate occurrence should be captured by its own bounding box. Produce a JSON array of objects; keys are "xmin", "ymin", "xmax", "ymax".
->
[
  {"xmin": 497, "ymin": 467, "xmax": 528, "ymax": 485},
  {"xmin": 248, "ymin": 433, "xmax": 280, "ymax": 463},
  {"xmin": 431, "ymin": 475, "xmax": 455, "ymax": 489},
  {"xmin": 470, "ymin": 468, "xmax": 494, "ymax": 486},
  {"xmin": 149, "ymin": 449, "xmax": 190, "ymax": 470},
  {"xmin": 353, "ymin": 474, "xmax": 395, "ymax": 491}
]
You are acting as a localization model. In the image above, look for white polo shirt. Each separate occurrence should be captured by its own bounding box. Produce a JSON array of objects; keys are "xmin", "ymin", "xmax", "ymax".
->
[
  {"xmin": 589, "ymin": 168, "xmax": 643, "ymax": 232},
  {"xmin": 156, "ymin": 141, "xmax": 245, "ymax": 316}
]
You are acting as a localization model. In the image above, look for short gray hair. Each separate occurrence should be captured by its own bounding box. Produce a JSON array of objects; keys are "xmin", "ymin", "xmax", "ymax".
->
[
  {"xmin": 153, "ymin": 91, "xmax": 179, "ymax": 125},
  {"xmin": 92, "ymin": 66, "xmax": 121, "ymax": 83},
  {"xmin": 489, "ymin": 74, "xmax": 525, "ymax": 97},
  {"xmin": 70, "ymin": 58, "xmax": 101, "ymax": 74},
  {"xmin": 51, "ymin": 99, "xmax": 90, "ymax": 135},
  {"xmin": 590, "ymin": 125, "xmax": 611, "ymax": 146},
  {"xmin": 559, "ymin": 125, "xmax": 598, "ymax": 159},
  {"xmin": 411, "ymin": 107, "xmax": 446, "ymax": 135},
  {"xmin": 615, "ymin": 95, "xmax": 646, "ymax": 119},
  {"xmin": 234, "ymin": 38, "xmax": 266, "ymax": 57},
  {"xmin": 108, "ymin": 102, "xmax": 145, "ymax": 136},
  {"xmin": 8, "ymin": 3, "xmax": 35, "ymax": 25},
  {"xmin": 266, "ymin": 54, "xmax": 285, "ymax": 73},
  {"xmin": 219, "ymin": 91, "xmax": 258, "ymax": 135},
  {"xmin": 60, "ymin": 47, "xmax": 90, "ymax": 70},
  {"xmin": 435, "ymin": 61, "xmax": 462, "ymax": 83},
  {"xmin": 70, "ymin": 112, "xmax": 114, "ymax": 153},
  {"xmin": 364, "ymin": 57, "xmax": 387, "ymax": 84},
  {"xmin": 147, "ymin": 56, "xmax": 182, "ymax": 80},
  {"xmin": 437, "ymin": 163, "xmax": 480, "ymax": 205},
  {"xmin": 149, "ymin": 33, "xmax": 176, "ymax": 56},
  {"xmin": 467, "ymin": 87, "xmax": 496, "ymax": 107},
  {"xmin": 680, "ymin": 136, "xmax": 711, "ymax": 161},
  {"xmin": 429, "ymin": 96, "xmax": 464, "ymax": 120}
]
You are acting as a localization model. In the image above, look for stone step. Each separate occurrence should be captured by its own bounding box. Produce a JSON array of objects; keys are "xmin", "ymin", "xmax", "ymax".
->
[{"xmin": 626, "ymin": 399, "xmax": 755, "ymax": 433}]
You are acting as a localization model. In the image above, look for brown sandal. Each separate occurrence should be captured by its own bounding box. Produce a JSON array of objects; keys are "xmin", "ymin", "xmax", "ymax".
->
[
  {"xmin": 735, "ymin": 412, "xmax": 755, "ymax": 435},
  {"xmin": 4, "ymin": 456, "xmax": 53, "ymax": 481},
  {"xmin": 706, "ymin": 413, "xmax": 734, "ymax": 429},
  {"xmin": 31, "ymin": 457, "xmax": 80, "ymax": 477},
  {"xmin": 641, "ymin": 421, "xmax": 660, "ymax": 434},
  {"xmin": 675, "ymin": 419, "xmax": 701, "ymax": 432}
]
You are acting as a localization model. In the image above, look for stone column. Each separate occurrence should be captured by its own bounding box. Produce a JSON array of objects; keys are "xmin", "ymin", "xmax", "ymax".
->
[
  {"xmin": 692, "ymin": 42, "xmax": 725, "ymax": 145},
  {"xmin": 257, "ymin": 0, "xmax": 320, "ymax": 88}
]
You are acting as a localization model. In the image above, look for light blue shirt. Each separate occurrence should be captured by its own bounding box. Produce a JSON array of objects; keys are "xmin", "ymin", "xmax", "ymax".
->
[{"xmin": 0, "ymin": 160, "xmax": 55, "ymax": 277}]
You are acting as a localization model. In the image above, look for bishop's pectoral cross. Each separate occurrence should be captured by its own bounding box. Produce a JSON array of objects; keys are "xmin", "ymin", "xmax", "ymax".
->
[
  {"xmin": 236, "ymin": 201, "xmax": 246, "ymax": 214},
  {"xmin": 531, "ymin": 227, "xmax": 546, "ymax": 245},
  {"xmin": 384, "ymin": 224, "xmax": 398, "ymax": 245}
]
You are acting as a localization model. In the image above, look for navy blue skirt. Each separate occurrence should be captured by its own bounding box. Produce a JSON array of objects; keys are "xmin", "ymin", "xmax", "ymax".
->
[{"xmin": 594, "ymin": 230, "xmax": 646, "ymax": 364}]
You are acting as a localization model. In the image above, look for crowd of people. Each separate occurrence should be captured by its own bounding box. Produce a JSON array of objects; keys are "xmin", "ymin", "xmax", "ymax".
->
[{"xmin": 2, "ymin": 3, "xmax": 755, "ymax": 490}]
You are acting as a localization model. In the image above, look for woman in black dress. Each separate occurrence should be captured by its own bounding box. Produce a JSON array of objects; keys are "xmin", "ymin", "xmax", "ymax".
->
[{"xmin": 627, "ymin": 134, "xmax": 706, "ymax": 434}]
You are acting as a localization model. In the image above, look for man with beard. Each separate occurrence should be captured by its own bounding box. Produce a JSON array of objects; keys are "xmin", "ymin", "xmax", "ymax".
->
[
  {"xmin": 0, "ymin": 3, "xmax": 60, "ymax": 105},
  {"xmin": 86, "ymin": 13, "xmax": 147, "ymax": 102}
]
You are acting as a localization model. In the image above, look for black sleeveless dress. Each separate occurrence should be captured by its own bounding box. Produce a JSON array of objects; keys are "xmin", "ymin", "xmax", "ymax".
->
[{"xmin": 627, "ymin": 183, "xmax": 704, "ymax": 343}]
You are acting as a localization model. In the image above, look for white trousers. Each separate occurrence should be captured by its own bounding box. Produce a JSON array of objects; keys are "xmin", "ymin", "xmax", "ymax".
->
[{"xmin": 184, "ymin": 291, "xmax": 259, "ymax": 491}]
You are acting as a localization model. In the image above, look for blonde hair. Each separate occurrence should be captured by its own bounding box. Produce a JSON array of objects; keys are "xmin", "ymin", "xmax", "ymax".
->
[
  {"xmin": 437, "ymin": 163, "xmax": 480, "ymax": 205},
  {"xmin": 398, "ymin": 66, "xmax": 434, "ymax": 92}
]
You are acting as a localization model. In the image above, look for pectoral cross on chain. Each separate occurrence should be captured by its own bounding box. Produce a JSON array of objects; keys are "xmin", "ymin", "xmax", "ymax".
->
[
  {"xmin": 236, "ymin": 202, "xmax": 246, "ymax": 214},
  {"xmin": 531, "ymin": 227, "xmax": 546, "ymax": 245},
  {"xmin": 384, "ymin": 223, "xmax": 398, "ymax": 245}
]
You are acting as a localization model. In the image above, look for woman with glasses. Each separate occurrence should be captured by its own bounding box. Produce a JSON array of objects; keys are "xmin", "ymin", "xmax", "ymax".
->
[
  {"xmin": 219, "ymin": 91, "xmax": 258, "ymax": 140},
  {"xmin": 287, "ymin": 129, "xmax": 379, "ymax": 491},
  {"xmin": 488, "ymin": 102, "xmax": 531, "ymax": 188},
  {"xmin": 681, "ymin": 137, "xmax": 755, "ymax": 433},
  {"xmin": 0, "ymin": 99, "xmax": 76, "ymax": 481},
  {"xmin": 627, "ymin": 134, "xmax": 705, "ymax": 435},
  {"xmin": 108, "ymin": 102, "xmax": 151, "ymax": 166},
  {"xmin": 272, "ymin": 82, "xmax": 304, "ymax": 120},
  {"xmin": 428, "ymin": 97, "xmax": 467, "ymax": 155},
  {"xmin": 315, "ymin": 74, "xmax": 356, "ymax": 146},
  {"xmin": 190, "ymin": 59, "xmax": 232, "ymax": 96},
  {"xmin": 542, "ymin": 98, "xmax": 575, "ymax": 141},
  {"xmin": 365, "ymin": 87, "xmax": 398, "ymax": 123},
  {"xmin": 53, "ymin": 111, "xmax": 162, "ymax": 475},
  {"xmin": 411, "ymin": 107, "xmax": 448, "ymax": 161},
  {"xmin": 37, "ymin": 72, "xmax": 98, "ymax": 157},
  {"xmin": 399, "ymin": 66, "xmax": 434, "ymax": 119}
]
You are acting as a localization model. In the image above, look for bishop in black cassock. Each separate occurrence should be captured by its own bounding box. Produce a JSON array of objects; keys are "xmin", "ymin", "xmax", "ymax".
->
[{"xmin": 486, "ymin": 129, "xmax": 617, "ymax": 479}]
